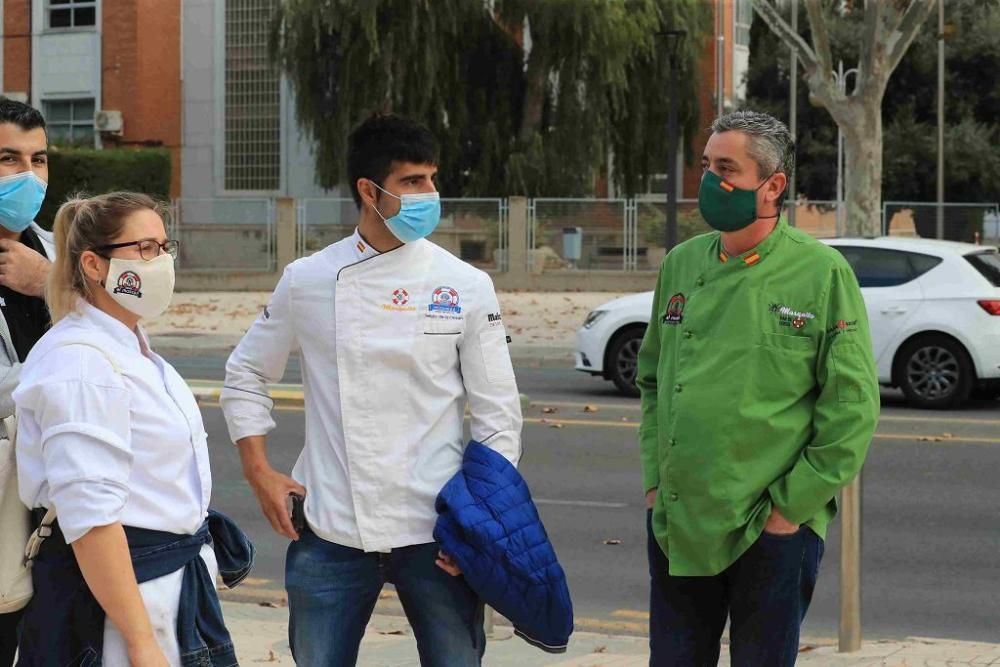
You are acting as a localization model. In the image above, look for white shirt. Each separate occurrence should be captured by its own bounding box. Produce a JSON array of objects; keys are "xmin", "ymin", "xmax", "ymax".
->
[
  {"xmin": 13, "ymin": 301, "xmax": 216, "ymax": 665},
  {"xmin": 221, "ymin": 230, "xmax": 522, "ymax": 552}
]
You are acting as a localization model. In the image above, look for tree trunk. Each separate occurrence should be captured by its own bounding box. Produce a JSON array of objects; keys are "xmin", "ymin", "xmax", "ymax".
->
[
  {"xmin": 518, "ymin": 22, "xmax": 547, "ymax": 145},
  {"xmin": 842, "ymin": 100, "xmax": 883, "ymax": 237}
]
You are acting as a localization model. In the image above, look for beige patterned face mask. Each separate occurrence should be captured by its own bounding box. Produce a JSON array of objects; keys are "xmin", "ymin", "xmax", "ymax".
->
[{"xmin": 104, "ymin": 253, "xmax": 176, "ymax": 319}]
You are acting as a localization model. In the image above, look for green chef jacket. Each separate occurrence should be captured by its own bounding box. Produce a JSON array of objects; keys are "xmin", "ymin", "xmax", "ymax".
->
[{"xmin": 637, "ymin": 219, "xmax": 880, "ymax": 576}]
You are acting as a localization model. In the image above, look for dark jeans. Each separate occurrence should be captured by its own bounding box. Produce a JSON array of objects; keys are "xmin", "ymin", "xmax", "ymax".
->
[
  {"xmin": 0, "ymin": 609, "xmax": 23, "ymax": 667},
  {"xmin": 286, "ymin": 527, "xmax": 485, "ymax": 667},
  {"xmin": 647, "ymin": 510, "xmax": 824, "ymax": 667}
]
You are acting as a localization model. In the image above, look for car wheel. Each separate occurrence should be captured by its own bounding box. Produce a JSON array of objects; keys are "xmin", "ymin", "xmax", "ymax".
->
[
  {"xmin": 607, "ymin": 327, "xmax": 645, "ymax": 398},
  {"xmin": 894, "ymin": 334, "xmax": 974, "ymax": 409}
]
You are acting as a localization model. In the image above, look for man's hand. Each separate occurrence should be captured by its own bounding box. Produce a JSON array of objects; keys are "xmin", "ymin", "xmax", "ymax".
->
[
  {"xmin": 645, "ymin": 488, "xmax": 657, "ymax": 510},
  {"xmin": 245, "ymin": 463, "xmax": 307, "ymax": 540},
  {"xmin": 0, "ymin": 239, "xmax": 50, "ymax": 298},
  {"xmin": 763, "ymin": 506, "xmax": 800, "ymax": 536},
  {"xmin": 436, "ymin": 550, "xmax": 462, "ymax": 577}
]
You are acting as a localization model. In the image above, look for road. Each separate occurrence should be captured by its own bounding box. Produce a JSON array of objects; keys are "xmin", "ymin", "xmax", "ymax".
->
[{"xmin": 171, "ymin": 355, "xmax": 1000, "ymax": 643}]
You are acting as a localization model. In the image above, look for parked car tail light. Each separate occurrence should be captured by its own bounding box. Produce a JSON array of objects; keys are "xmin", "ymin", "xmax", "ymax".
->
[{"xmin": 978, "ymin": 300, "xmax": 1000, "ymax": 316}]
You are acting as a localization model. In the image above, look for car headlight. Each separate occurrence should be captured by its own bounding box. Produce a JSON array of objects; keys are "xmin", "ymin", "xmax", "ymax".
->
[{"xmin": 582, "ymin": 310, "xmax": 608, "ymax": 329}]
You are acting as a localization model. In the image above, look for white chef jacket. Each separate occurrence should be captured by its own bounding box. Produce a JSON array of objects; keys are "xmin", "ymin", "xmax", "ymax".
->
[
  {"xmin": 14, "ymin": 301, "xmax": 216, "ymax": 666},
  {"xmin": 221, "ymin": 229, "xmax": 522, "ymax": 552}
]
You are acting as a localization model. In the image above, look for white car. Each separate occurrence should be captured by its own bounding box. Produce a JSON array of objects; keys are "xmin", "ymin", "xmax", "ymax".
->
[{"xmin": 575, "ymin": 237, "xmax": 1000, "ymax": 409}]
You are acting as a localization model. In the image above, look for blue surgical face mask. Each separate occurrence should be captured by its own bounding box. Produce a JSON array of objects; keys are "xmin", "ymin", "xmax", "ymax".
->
[
  {"xmin": 0, "ymin": 170, "xmax": 47, "ymax": 233},
  {"xmin": 369, "ymin": 182, "xmax": 441, "ymax": 243}
]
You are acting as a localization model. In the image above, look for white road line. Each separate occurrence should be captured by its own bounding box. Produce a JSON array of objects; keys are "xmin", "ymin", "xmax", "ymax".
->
[{"xmin": 534, "ymin": 498, "xmax": 629, "ymax": 509}]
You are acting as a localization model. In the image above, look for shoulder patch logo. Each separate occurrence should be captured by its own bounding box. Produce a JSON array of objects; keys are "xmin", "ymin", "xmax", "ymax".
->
[{"xmin": 662, "ymin": 293, "xmax": 685, "ymax": 325}]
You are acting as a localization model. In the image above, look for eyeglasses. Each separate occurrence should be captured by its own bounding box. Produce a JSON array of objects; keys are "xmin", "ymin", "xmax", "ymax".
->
[{"xmin": 95, "ymin": 239, "xmax": 179, "ymax": 261}]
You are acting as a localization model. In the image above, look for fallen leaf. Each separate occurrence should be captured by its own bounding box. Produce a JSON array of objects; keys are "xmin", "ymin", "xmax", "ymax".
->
[
  {"xmin": 549, "ymin": 423, "xmax": 564, "ymax": 429},
  {"xmin": 620, "ymin": 417, "xmax": 629, "ymax": 422},
  {"xmin": 542, "ymin": 407, "xmax": 558, "ymax": 414},
  {"xmin": 258, "ymin": 601, "xmax": 280, "ymax": 608},
  {"xmin": 603, "ymin": 539, "xmax": 622, "ymax": 545},
  {"xmin": 378, "ymin": 630, "xmax": 406, "ymax": 636},
  {"xmin": 583, "ymin": 404, "xmax": 599, "ymax": 413},
  {"xmin": 941, "ymin": 432, "xmax": 953, "ymax": 438},
  {"xmin": 593, "ymin": 645, "xmax": 608, "ymax": 653}
]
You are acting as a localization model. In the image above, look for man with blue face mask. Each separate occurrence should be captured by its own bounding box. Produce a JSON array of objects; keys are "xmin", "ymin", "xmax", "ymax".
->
[
  {"xmin": 222, "ymin": 113, "xmax": 523, "ymax": 666},
  {"xmin": 0, "ymin": 99, "xmax": 54, "ymax": 666}
]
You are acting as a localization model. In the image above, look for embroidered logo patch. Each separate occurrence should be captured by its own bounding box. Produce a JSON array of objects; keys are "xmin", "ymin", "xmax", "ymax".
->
[
  {"xmin": 769, "ymin": 303, "xmax": 815, "ymax": 329},
  {"xmin": 113, "ymin": 271, "xmax": 142, "ymax": 298},
  {"xmin": 487, "ymin": 312, "xmax": 503, "ymax": 327},
  {"xmin": 428, "ymin": 286, "xmax": 462, "ymax": 314},
  {"xmin": 662, "ymin": 293, "xmax": 686, "ymax": 325},
  {"xmin": 383, "ymin": 288, "xmax": 416, "ymax": 313},
  {"xmin": 826, "ymin": 319, "xmax": 859, "ymax": 337}
]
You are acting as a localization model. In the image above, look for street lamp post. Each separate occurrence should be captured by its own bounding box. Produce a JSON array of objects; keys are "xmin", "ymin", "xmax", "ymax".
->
[
  {"xmin": 936, "ymin": 0, "xmax": 945, "ymax": 240},
  {"xmin": 832, "ymin": 60, "xmax": 858, "ymax": 237},
  {"xmin": 661, "ymin": 29, "xmax": 687, "ymax": 251}
]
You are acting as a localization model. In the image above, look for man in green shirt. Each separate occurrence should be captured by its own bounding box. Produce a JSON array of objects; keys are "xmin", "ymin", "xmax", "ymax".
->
[{"xmin": 637, "ymin": 110, "xmax": 879, "ymax": 666}]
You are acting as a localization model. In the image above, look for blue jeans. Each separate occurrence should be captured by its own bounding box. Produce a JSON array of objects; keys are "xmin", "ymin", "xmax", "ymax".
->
[
  {"xmin": 647, "ymin": 510, "xmax": 824, "ymax": 667},
  {"xmin": 286, "ymin": 527, "xmax": 485, "ymax": 666}
]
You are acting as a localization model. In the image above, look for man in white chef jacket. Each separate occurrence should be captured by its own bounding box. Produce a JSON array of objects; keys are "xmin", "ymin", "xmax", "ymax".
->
[{"xmin": 221, "ymin": 113, "xmax": 522, "ymax": 666}]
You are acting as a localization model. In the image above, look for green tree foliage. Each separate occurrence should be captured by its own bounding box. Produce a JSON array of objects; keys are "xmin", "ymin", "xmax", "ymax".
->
[
  {"xmin": 270, "ymin": 0, "xmax": 711, "ymax": 197},
  {"xmin": 746, "ymin": 0, "xmax": 1000, "ymax": 204}
]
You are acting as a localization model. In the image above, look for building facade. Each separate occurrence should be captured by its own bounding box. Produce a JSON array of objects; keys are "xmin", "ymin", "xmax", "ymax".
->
[{"xmin": 2, "ymin": 0, "xmax": 753, "ymax": 202}]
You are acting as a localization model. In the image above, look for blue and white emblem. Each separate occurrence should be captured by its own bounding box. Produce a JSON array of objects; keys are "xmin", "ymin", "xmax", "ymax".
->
[{"xmin": 428, "ymin": 286, "xmax": 462, "ymax": 314}]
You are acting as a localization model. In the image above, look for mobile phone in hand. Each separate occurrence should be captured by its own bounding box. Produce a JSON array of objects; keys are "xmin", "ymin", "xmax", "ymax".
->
[{"xmin": 288, "ymin": 492, "xmax": 305, "ymax": 535}]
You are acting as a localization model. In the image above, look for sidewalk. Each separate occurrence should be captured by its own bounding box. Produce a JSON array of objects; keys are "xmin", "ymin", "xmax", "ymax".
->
[
  {"xmin": 223, "ymin": 600, "xmax": 1000, "ymax": 666},
  {"xmin": 149, "ymin": 291, "xmax": 620, "ymax": 366}
]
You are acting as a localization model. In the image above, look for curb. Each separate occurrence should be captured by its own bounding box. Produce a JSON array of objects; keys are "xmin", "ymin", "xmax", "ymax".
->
[
  {"xmin": 152, "ymin": 336, "xmax": 577, "ymax": 370},
  {"xmin": 190, "ymin": 380, "xmax": 532, "ymax": 412}
]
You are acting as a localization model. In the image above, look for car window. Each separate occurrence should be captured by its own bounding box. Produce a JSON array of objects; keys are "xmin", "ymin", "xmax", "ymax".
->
[
  {"xmin": 830, "ymin": 246, "xmax": 942, "ymax": 288},
  {"xmin": 965, "ymin": 251, "xmax": 1000, "ymax": 286}
]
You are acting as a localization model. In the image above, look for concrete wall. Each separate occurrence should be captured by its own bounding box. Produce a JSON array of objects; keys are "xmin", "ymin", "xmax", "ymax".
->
[{"xmin": 180, "ymin": 2, "xmax": 335, "ymax": 200}]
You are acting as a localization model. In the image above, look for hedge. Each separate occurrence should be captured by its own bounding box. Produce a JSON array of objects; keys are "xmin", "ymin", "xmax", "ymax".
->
[{"xmin": 35, "ymin": 148, "xmax": 172, "ymax": 230}]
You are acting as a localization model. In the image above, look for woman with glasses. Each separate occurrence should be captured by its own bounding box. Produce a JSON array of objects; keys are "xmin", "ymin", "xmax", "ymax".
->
[{"xmin": 12, "ymin": 192, "xmax": 252, "ymax": 666}]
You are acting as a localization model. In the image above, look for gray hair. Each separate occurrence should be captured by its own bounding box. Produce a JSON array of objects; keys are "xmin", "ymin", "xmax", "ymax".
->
[{"xmin": 711, "ymin": 110, "xmax": 795, "ymax": 181}]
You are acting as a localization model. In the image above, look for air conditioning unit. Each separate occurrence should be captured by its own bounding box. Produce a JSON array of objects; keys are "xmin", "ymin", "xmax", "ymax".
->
[{"xmin": 94, "ymin": 110, "xmax": 123, "ymax": 134}]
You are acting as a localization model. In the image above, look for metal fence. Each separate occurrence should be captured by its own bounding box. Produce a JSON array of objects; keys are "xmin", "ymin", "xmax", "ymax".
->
[
  {"xmin": 528, "ymin": 199, "xmax": 638, "ymax": 272},
  {"xmin": 882, "ymin": 201, "xmax": 1000, "ymax": 245},
  {"xmin": 169, "ymin": 197, "xmax": 999, "ymax": 275},
  {"xmin": 296, "ymin": 198, "xmax": 359, "ymax": 258},
  {"xmin": 170, "ymin": 198, "xmax": 275, "ymax": 272}
]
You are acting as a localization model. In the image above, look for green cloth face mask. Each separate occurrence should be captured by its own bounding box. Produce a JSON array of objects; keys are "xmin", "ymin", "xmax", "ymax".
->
[{"xmin": 698, "ymin": 169, "xmax": 779, "ymax": 232}]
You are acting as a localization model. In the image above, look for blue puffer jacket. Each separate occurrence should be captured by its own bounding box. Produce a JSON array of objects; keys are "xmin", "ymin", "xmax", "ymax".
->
[{"xmin": 434, "ymin": 440, "xmax": 574, "ymax": 653}]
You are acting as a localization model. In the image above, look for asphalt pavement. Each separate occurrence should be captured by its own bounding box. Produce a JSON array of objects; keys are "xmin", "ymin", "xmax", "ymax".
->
[{"xmin": 171, "ymin": 354, "xmax": 1000, "ymax": 644}]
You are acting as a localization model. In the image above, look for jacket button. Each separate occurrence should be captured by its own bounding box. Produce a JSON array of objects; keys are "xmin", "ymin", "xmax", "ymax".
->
[
  {"xmin": 675, "ymin": 384, "xmax": 683, "ymax": 393},
  {"xmin": 670, "ymin": 493, "xmax": 679, "ymax": 501},
  {"xmin": 696, "ymin": 278, "xmax": 705, "ymax": 287},
  {"xmin": 669, "ymin": 438, "xmax": 677, "ymax": 447},
  {"xmin": 684, "ymin": 330, "xmax": 693, "ymax": 339}
]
